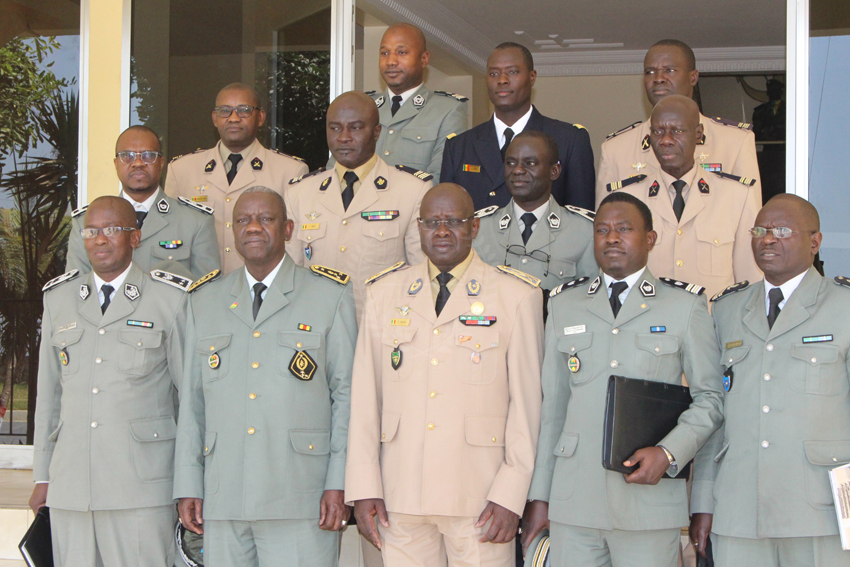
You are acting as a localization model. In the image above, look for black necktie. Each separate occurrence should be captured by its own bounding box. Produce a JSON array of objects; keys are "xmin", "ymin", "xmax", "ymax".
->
[
  {"xmin": 520, "ymin": 212, "xmax": 536, "ymax": 245},
  {"xmin": 609, "ymin": 281, "xmax": 629, "ymax": 318},
  {"xmin": 226, "ymin": 153, "xmax": 243, "ymax": 185},
  {"xmin": 101, "ymin": 284, "xmax": 114, "ymax": 315},
  {"xmin": 135, "ymin": 210, "xmax": 147, "ymax": 229},
  {"xmin": 342, "ymin": 170, "xmax": 358, "ymax": 211},
  {"xmin": 435, "ymin": 272, "xmax": 452, "ymax": 316},
  {"xmin": 390, "ymin": 95, "xmax": 403, "ymax": 116},
  {"xmin": 672, "ymin": 179, "xmax": 686, "ymax": 222},
  {"xmin": 501, "ymin": 127, "xmax": 514, "ymax": 161},
  {"xmin": 252, "ymin": 282, "xmax": 267, "ymax": 321},
  {"xmin": 767, "ymin": 287, "xmax": 783, "ymax": 329}
]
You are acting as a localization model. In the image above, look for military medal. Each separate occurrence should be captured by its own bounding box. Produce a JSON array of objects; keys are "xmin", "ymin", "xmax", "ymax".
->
[
  {"xmin": 59, "ymin": 348, "xmax": 69, "ymax": 366},
  {"xmin": 298, "ymin": 323, "xmax": 312, "ymax": 331},
  {"xmin": 305, "ymin": 244, "xmax": 312, "ymax": 260},
  {"xmin": 391, "ymin": 347, "xmax": 402, "ymax": 370},
  {"xmin": 470, "ymin": 302, "xmax": 485, "ymax": 315},
  {"xmin": 159, "ymin": 240, "xmax": 183, "ymax": 249},
  {"xmin": 723, "ymin": 367, "xmax": 734, "ymax": 392},
  {"xmin": 471, "ymin": 351, "xmax": 481, "ymax": 364},
  {"xmin": 459, "ymin": 315, "xmax": 496, "ymax": 326},
  {"xmin": 568, "ymin": 355, "xmax": 580, "ymax": 373},
  {"xmin": 289, "ymin": 350, "xmax": 317, "ymax": 381},
  {"xmin": 209, "ymin": 353, "xmax": 221, "ymax": 369}
]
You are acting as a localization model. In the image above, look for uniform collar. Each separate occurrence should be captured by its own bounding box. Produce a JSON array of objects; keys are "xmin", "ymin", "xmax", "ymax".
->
[
  {"xmin": 493, "ymin": 105, "xmax": 534, "ymax": 146},
  {"xmin": 763, "ymin": 268, "xmax": 809, "ymax": 314},
  {"xmin": 387, "ymin": 83, "xmax": 423, "ymax": 107},
  {"xmin": 511, "ymin": 199, "xmax": 550, "ymax": 231},
  {"xmin": 333, "ymin": 153, "xmax": 378, "ymax": 190},
  {"xmin": 244, "ymin": 254, "xmax": 286, "ymax": 300},
  {"xmin": 428, "ymin": 249, "xmax": 474, "ymax": 284},
  {"xmin": 121, "ymin": 188, "xmax": 160, "ymax": 213},
  {"xmin": 218, "ymin": 138, "xmax": 260, "ymax": 164}
]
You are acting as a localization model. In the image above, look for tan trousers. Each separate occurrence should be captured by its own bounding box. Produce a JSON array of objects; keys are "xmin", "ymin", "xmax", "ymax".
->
[
  {"xmin": 205, "ymin": 518, "xmax": 339, "ymax": 567},
  {"xmin": 548, "ymin": 521, "xmax": 680, "ymax": 567},
  {"xmin": 378, "ymin": 512, "xmax": 514, "ymax": 567},
  {"xmin": 50, "ymin": 505, "xmax": 176, "ymax": 567},
  {"xmin": 715, "ymin": 534, "xmax": 850, "ymax": 567}
]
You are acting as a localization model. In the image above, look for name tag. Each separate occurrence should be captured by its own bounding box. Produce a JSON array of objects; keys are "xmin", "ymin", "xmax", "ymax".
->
[
  {"xmin": 391, "ymin": 319, "xmax": 410, "ymax": 326},
  {"xmin": 463, "ymin": 164, "xmax": 481, "ymax": 173},
  {"xmin": 725, "ymin": 340, "xmax": 743, "ymax": 349},
  {"xmin": 57, "ymin": 322, "xmax": 77, "ymax": 333},
  {"xmin": 301, "ymin": 223, "xmax": 320, "ymax": 230},
  {"xmin": 191, "ymin": 196, "xmax": 208, "ymax": 202},
  {"xmin": 563, "ymin": 325, "xmax": 586, "ymax": 335}
]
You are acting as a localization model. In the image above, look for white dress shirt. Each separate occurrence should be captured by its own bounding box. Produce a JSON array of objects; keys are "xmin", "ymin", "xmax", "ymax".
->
[
  {"xmin": 122, "ymin": 189, "xmax": 159, "ymax": 213},
  {"xmin": 513, "ymin": 200, "xmax": 550, "ymax": 236},
  {"xmin": 764, "ymin": 269, "xmax": 809, "ymax": 315},
  {"xmin": 603, "ymin": 267, "xmax": 647, "ymax": 305},
  {"xmin": 494, "ymin": 105, "xmax": 534, "ymax": 148},
  {"xmin": 245, "ymin": 255, "xmax": 286, "ymax": 301},
  {"xmin": 93, "ymin": 263, "xmax": 133, "ymax": 306}
]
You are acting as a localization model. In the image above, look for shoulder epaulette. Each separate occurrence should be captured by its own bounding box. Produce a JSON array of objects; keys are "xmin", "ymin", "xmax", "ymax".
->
[
  {"xmin": 169, "ymin": 148, "xmax": 204, "ymax": 163},
  {"xmin": 150, "ymin": 270, "xmax": 192, "ymax": 291},
  {"xmin": 606, "ymin": 174, "xmax": 647, "ymax": 193},
  {"xmin": 446, "ymin": 132, "xmax": 457, "ymax": 140},
  {"xmin": 496, "ymin": 265, "xmax": 541, "ymax": 288},
  {"xmin": 573, "ymin": 124, "xmax": 587, "ymax": 131},
  {"xmin": 434, "ymin": 90, "xmax": 469, "ymax": 102},
  {"xmin": 365, "ymin": 261, "xmax": 407, "ymax": 285},
  {"xmin": 365, "ymin": 90, "xmax": 377, "ymax": 96},
  {"xmin": 549, "ymin": 277, "xmax": 590, "ymax": 298},
  {"xmin": 834, "ymin": 276, "xmax": 850, "ymax": 289},
  {"xmin": 605, "ymin": 121, "xmax": 642, "ymax": 140},
  {"xmin": 474, "ymin": 205, "xmax": 499, "ymax": 219},
  {"xmin": 395, "ymin": 164, "xmax": 433, "ymax": 181},
  {"xmin": 710, "ymin": 280, "xmax": 750, "ymax": 302},
  {"xmin": 714, "ymin": 171, "xmax": 757, "ymax": 187},
  {"xmin": 310, "ymin": 265, "xmax": 350, "ymax": 285},
  {"xmin": 187, "ymin": 269, "xmax": 221, "ymax": 293},
  {"xmin": 71, "ymin": 204, "xmax": 88, "ymax": 218},
  {"xmin": 178, "ymin": 196, "xmax": 214, "ymax": 215},
  {"xmin": 289, "ymin": 167, "xmax": 327, "ymax": 185},
  {"xmin": 710, "ymin": 116, "xmax": 754, "ymax": 131},
  {"xmin": 658, "ymin": 277, "xmax": 705, "ymax": 295},
  {"xmin": 564, "ymin": 205, "xmax": 595, "ymax": 222},
  {"xmin": 43, "ymin": 269, "xmax": 80, "ymax": 292},
  {"xmin": 270, "ymin": 148, "xmax": 306, "ymax": 163}
]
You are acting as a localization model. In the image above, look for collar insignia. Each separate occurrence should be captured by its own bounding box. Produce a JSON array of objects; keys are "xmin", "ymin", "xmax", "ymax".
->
[
  {"xmin": 124, "ymin": 283, "xmax": 141, "ymax": 301},
  {"xmin": 467, "ymin": 279, "xmax": 481, "ymax": 296},
  {"xmin": 639, "ymin": 280, "xmax": 656, "ymax": 297},
  {"xmin": 548, "ymin": 212, "xmax": 560, "ymax": 229},
  {"xmin": 79, "ymin": 285, "xmax": 90, "ymax": 301},
  {"xmin": 499, "ymin": 214, "xmax": 511, "ymax": 230},
  {"xmin": 251, "ymin": 157, "xmax": 263, "ymax": 170},
  {"xmin": 587, "ymin": 276, "xmax": 601, "ymax": 295},
  {"xmin": 157, "ymin": 198, "xmax": 170, "ymax": 214},
  {"xmin": 408, "ymin": 278, "xmax": 423, "ymax": 295},
  {"xmin": 413, "ymin": 94, "xmax": 425, "ymax": 107},
  {"xmin": 204, "ymin": 159, "xmax": 216, "ymax": 173}
]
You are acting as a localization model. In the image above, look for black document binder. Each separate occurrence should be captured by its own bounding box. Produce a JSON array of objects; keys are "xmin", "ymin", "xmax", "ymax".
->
[{"xmin": 19, "ymin": 506, "xmax": 53, "ymax": 567}]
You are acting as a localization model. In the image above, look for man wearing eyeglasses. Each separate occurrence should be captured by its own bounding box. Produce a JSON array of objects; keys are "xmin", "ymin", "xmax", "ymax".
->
[
  {"xmin": 165, "ymin": 83, "xmax": 308, "ymax": 273},
  {"xmin": 689, "ymin": 195, "xmax": 850, "ymax": 567},
  {"xmin": 30, "ymin": 196, "xmax": 190, "ymax": 567},
  {"xmin": 346, "ymin": 183, "xmax": 543, "ymax": 567},
  {"xmin": 473, "ymin": 131, "xmax": 596, "ymax": 296},
  {"xmin": 602, "ymin": 94, "xmax": 761, "ymax": 301},
  {"xmin": 66, "ymin": 126, "xmax": 219, "ymax": 280},
  {"xmin": 285, "ymin": 90, "xmax": 431, "ymax": 319}
]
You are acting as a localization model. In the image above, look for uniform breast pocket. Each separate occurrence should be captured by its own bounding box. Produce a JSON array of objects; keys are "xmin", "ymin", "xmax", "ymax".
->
[
  {"xmin": 151, "ymin": 244, "xmax": 190, "ymax": 262},
  {"xmin": 278, "ymin": 331, "xmax": 323, "ymax": 379},
  {"xmin": 196, "ymin": 334, "xmax": 232, "ymax": 382},
  {"xmin": 558, "ymin": 333, "xmax": 593, "ymax": 385},
  {"xmin": 548, "ymin": 258, "xmax": 577, "ymax": 282},
  {"xmin": 400, "ymin": 128, "xmax": 438, "ymax": 168},
  {"xmin": 452, "ymin": 324, "xmax": 500, "ymax": 385},
  {"xmin": 720, "ymin": 345, "xmax": 750, "ymax": 396},
  {"xmin": 117, "ymin": 330, "xmax": 165, "ymax": 377},
  {"xmin": 634, "ymin": 334, "xmax": 681, "ymax": 378},
  {"xmin": 361, "ymin": 221, "xmax": 401, "ymax": 265},
  {"xmin": 381, "ymin": 326, "xmax": 418, "ymax": 382},
  {"xmin": 294, "ymin": 222, "xmax": 328, "ymax": 250},
  {"xmin": 790, "ymin": 344, "xmax": 844, "ymax": 396},
  {"xmin": 50, "ymin": 329, "xmax": 84, "ymax": 379},
  {"xmin": 695, "ymin": 222, "xmax": 735, "ymax": 277}
]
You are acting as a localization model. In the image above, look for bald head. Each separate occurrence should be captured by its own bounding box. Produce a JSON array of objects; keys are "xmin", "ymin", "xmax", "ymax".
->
[
  {"xmin": 326, "ymin": 91, "xmax": 382, "ymax": 169},
  {"xmin": 216, "ymin": 83, "xmax": 261, "ymax": 108},
  {"xmin": 652, "ymin": 94, "xmax": 699, "ymax": 125},
  {"xmin": 419, "ymin": 184, "xmax": 478, "ymax": 272},
  {"xmin": 86, "ymin": 196, "xmax": 137, "ymax": 228},
  {"xmin": 380, "ymin": 23, "xmax": 430, "ymax": 94},
  {"xmin": 752, "ymin": 194, "xmax": 822, "ymax": 285},
  {"xmin": 383, "ymin": 23, "xmax": 426, "ymax": 51},
  {"xmin": 762, "ymin": 194, "xmax": 820, "ymax": 231},
  {"xmin": 649, "ymin": 94, "xmax": 704, "ymax": 178}
]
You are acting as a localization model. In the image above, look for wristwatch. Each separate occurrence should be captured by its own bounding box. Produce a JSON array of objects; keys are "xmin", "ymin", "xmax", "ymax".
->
[{"xmin": 658, "ymin": 445, "xmax": 678, "ymax": 475}]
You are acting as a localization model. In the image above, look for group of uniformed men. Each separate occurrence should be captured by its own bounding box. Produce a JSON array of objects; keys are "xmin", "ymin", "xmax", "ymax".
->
[{"xmin": 26, "ymin": 20, "xmax": 849, "ymax": 567}]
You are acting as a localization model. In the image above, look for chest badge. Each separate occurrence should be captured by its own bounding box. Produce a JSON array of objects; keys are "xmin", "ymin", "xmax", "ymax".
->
[
  {"xmin": 289, "ymin": 350, "xmax": 317, "ymax": 381},
  {"xmin": 59, "ymin": 349, "xmax": 69, "ymax": 366},
  {"xmin": 723, "ymin": 367, "xmax": 734, "ymax": 392},
  {"xmin": 470, "ymin": 302, "xmax": 485, "ymax": 315},
  {"xmin": 471, "ymin": 351, "xmax": 481, "ymax": 364},
  {"xmin": 568, "ymin": 355, "xmax": 580, "ymax": 373},
  {"xmin": 459, "ymin": 315, "xmax": 496, "ymax": 326},
  {"xmin": 391, "ymin": 347, "xmax": 403, "ymax": 370},
  {"xmin": 396, "ymin": 305, "xmax": 411, "ymax": 316},
  {"xmin": 632, "ymin": 162, "xmax": 646, "ymax": 173},
  {"xmin": 209, "ymin": 353, "xmax": 221, "ymax": 369}
]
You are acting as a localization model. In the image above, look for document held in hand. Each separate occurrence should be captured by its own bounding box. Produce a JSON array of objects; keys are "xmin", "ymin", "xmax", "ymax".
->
[{"xmin": 828, "ymin": 462, "xmax": 850, "ymax": 550}]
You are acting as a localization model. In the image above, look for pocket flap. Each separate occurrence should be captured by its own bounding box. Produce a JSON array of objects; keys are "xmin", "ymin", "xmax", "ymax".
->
[
  {"xmin": 50, "ymin": 329, "xmax": 84, "ymax": 348},
  {"xmin": 553, "ymin": 432, "xmax": 579, "ymax": 457},
  {"xmin": 557, "ymin": 332, "xmax": 593, "ymax": 355},
  {"xmin": 295, "ymin": 222, "xmax": 328, "ymax": 243},
  {"xmin": 204, "ymin": 431, "xmax": 216, "ymax": 456},
  {"xmin": 804, "ymin": 440, "xmax": 850, "ymax": 466},
  {"xmin": 635, "ymin": 334, "xmax": 680, "ymax": 356},
  {"xmin": 278, "ymin": 331, "xmax": 322, "ymax": 350},
  {"xmin": 791, "ymin": 345, "xmax": 840, "ymax": 366},
  {"xmin": 151, "ymin": 245, "xmax": 190, "ymax": 260},
  {"xmin": 695, "ymin": 222, "xmax": 735, "ymax": 245},
  {"xmin": 464, "ymin": 415, "xmax": 507, "ymax": 447},
  {"xmin": 362, "ymin": 221, "xmax": 400, "ymax": 242},
  {"xmin": 548, "ymin": 259, "xmax": 577, "ymax": 279},
  {"xmin": 381, "ymin": 411, "xmax": 400, "ymax": 443},
  {"xmin": 721, "ymin": 345, "xmax": 751, "ymax": 367},
  {"xmin": 289, "ymin": 429, "xmax": 331, "ymax": 455},
  {"xmin": 48, "ymin": 420, "xmax": 64, "ymax": 442},
  {"xmin": 196, "ymin": 334, "xmax": 231, "ymax": 354},
  {"xmin": 455, "ymin": 327, "xmax": 499, "ymax": 352},
  {"xmin": 400, "ymin": 128, "xmax": 437, "ymax": 143},
  {"xmin": 381, "ymin": 326, "xmax": 418, "ymax": 347},
  {"xmin": 714, "ymin": 441, "xmax": 730, "ymax": 463},
  {"xmin": 129, "ymin": 416, "xmax": 177, "ymax": 442},
  {"xmin": 118, "ymin": 329, "xmax": 164, "ymax": 350}
]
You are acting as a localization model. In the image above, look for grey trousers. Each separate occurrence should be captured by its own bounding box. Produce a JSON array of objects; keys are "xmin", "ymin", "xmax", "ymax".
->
[
  {"xmin": 715, "ymin": 533, "xmax": 850, "ymax": 567},
  {"xmin": 548, "ymin": 521, "xmax": 679, "ymax": 567},
  {"xmin": 205, "ymin": 518, "xmax": 340, "ymax": 567}
]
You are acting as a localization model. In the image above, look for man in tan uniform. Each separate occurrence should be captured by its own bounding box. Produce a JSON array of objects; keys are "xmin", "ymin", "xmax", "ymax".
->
[
  {"xmin": 165, "ymin": 83, "xmax": 308, "ymax": 273},
  {"xmin": 596, "ymin": 39, "xmax": 761, "ymax": 208},
  {"xmin": 603, "ymin": 95, "xmax": 761, "ymax": 300},
  {"xmin": 285, "ymin": 91, "xmax": 431, "ymax": 318},
  {"xmin": 346, "ymin": 183, "xmax": 543, "ymax": 567}
]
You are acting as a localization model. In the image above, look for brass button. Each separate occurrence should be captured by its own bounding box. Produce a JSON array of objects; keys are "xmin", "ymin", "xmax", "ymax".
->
[
  {"xmin": 248, "ymin": 427, "xmax": 255, "ymax": 434},
  {"xmin": 379, "ymin": 231, "xmax": 384, "ymax": 236},
  {"xmin": 91, "ymin": 421, "xmax": 98, "ymax": 428},
  {"xmin": 570, "ymin": 346, "xmax": 576, "ymax": 352},
  {"xmin": 210, "ymin": 346, "xmax": 215, "ymax": 351},
  {"xmin": 226, "ymin": 197, "xmax": 231, "ymax": 202},
  {"xmin": 431, "ymin": 358, "xmax": 438, "ymax": 365},
  {"xmin": 342, "ymin": 219, "xmax": 348, "ymax": 225},
  {"xmin": 137, "ymin": 341, "xmax": 143, "ymax": 346},
  {"xmin": 307, "ymin": 235, "xmax": 312, "ymax": 240},
  {"xmin": 393, "ymin": 339, "xmax": 399, "ymax": 345},
  {"xmin": 764, "ymin": 374, "xmax": 771, "ymax": 381},
  {"xmin": 253, "ymin": 331, "xmax": 260, "ymax": 338},
  {"xmin": 61, "ymin": 341, "xmax": 66, "ymax": 346},
  {"xmin": 559, "ymin": 271, "xmax": 564, "ymax": 276},
  {"xmin": 677, "ymin": 229, "xmax": 682, "ymax": 235},
  {"xmin": 388, "ymin": 129, "xmax": 394, "ymax": 134},
  {"xmin": 95, "ymin": 357, "xmax": 102, "ymax": 364},
  {"xmin": 654, "ymin": 347, "xmax": 661, "ymax": 352},
  {"xmin": 308, "ymin": 444, "xmax": 314, "ymax": 450},
  {"xmin": 641, "ymin": 304, "xmax": 647, "ymax": 309},
  {"xmin": 676, "ymin": 260, "xmax": 683, "ymax": 267},
  {"xmin": 610, "ymin": 360, "xmax": 619, "ymax": 368},
  {"xmin": 521, "ymin": 258, "xmax": 528, "ymax": 264},
  {"xmin": 92, "ymin": 388, "xmax": 99, "ymax": 394},
  {"xmin": 761, "ymin": 440, "xmax": 769, "ymax": 448},
  {"xmin": 382, "ymin": 433, "xmax": 386, "ymax": 439},
  {"xmin": 433, "ymin": 329, "xmax": 439, "ymax": 335},
  {"xmin": 225, "ymin": 222, "xmax": 231, "ymax": 228},
  {"xmin": 427, "ymin": 423, "xmax": 435, "ymax": 430},
  {"xmin": 98, "ymin": 329, "xmax": 105, "ymax": 335},
  {"xmin": 491, "ymin": 437, "xmax": 497, "ymax": 442},
  {"xmin": 153, "ymin": 432, "xmax": 159, "ymax": 438},
  {"xmin": 168, "ymin": 255, "xmax": 173, "ymax": 260},
  {"xmin": 225, "ymin": 247, "xmax": 231, "ymax": 253},
  {"xmin": 384, "ymin": 150, "xmax": 390, "ymax": 156},
  {"xmin": 612, "ymin": 328, "xmax": 619, "ymax": 335},
  {"xmin": 340, "ymin": 246, "xmax": 346, "ymax": 252},
  {"xmin": 416, "ymin": 135, "xmax": 422, "ymax": 140},
  {"xmin": 811, "ymin": 357, "xmax": 817, "ymax": 363},
  {"xmin": 430, "ymin": 391, "xmax": 437, "ymax": 398},
  {"xmin": 205, "ymin": 446, "xmax": 209, "ymax": 452},
  {"xmin": 766, "ymin": 344, "xmax": 774, "ymax": 352},
  {"xmin": 763, "ymin": 405, "xmax": 770, "ymax": 413},
  {"xmin": 475, "ymin": 344, "xmax": 481, "ymax": 349},
  {"xmin": 252, "ymin": 362, "xmax": 259, "ymax": 369},
  {"xmin": 249, "ymin": 393, "xmax": 256, "ymax": 399},
  {"xmin": 714, "ymin": 239, "xmax": 719, "ymax": 244},
  {"xmin": 296, "ymin": 342, "xmax": 303, "ymax": 348}
]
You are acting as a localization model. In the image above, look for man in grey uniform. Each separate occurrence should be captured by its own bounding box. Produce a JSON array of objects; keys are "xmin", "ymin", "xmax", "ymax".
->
[
  {"xmin": 689, "ymin": 194, "xmax": 850, "ymax": 567},
  {"xmin": 30, "ymin": 196, "xmax": 190, "ymax": 567},
  {"xmin": 174, "ymin": 188, "xmax": 357, "ymax": 567},
  {"xmin": 66, "ymin": 126, "xmax": 220, "ymax": 279}
]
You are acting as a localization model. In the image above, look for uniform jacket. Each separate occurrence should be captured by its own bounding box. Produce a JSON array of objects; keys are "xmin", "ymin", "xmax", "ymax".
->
[
  {"xmin": 441, "ymin": 107, "xmax": 596, "ymax": 211},
  {"xmin": 164, "ymin": 141, "xmax": 309, "ymax": 273},
  {"xmin": 595, "ymin": 114, "xmax": 761, "ymax": 208},
  {"xmin": 691, "ymin": 270, "xmax": 850, "ymax": 538},
  {"xmin": 285, "ymin": 158, "xmax": 431, "ymax": 318},
  {"xmin": 609, "ymin": 170, "xmax": 761, "ymax": 301},
  {"xmin": 32, "ymin": 263, "xmax": 189, "ymax": 511},
  {"xmin": 173, "ymin": 255, "xmax": 357, "ymax": 521},
  {"xmin": 345, "ymin": 254, "xmax": 544, "ymax": 517},
  {"xmin": 66, "ymin": 189, "xmax": 220, "ymax": 280},
  {"xmin": 528, "ymin": 270, "xmax": 723, "ymax": 531},
  {"xmin": 472, "ymin": 196, "xmax": 597, "ymax": 292}
]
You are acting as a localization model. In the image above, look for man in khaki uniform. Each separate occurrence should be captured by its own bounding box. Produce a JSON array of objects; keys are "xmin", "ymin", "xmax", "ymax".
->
[
  {"xmin": 596, "ymin": 39, "xmax": 761, "ymax": 208},
  {"xmin": 30, "ymin": 197, "xmax": 189, "ymax": 567},
  {"xmin": 174, "ymin": 188, "xmax": 356, "ymax": 567},
  {"xmin": 346, "ymin": 183, "xmax": 543, "ymax": 567},
  {"xmin": 165, "ymin": 83, "xmax": 308, "ymax": 273},
  {"xmin": 66, "ymin": 126, "xmax": 219, "ymax": 279},
  {"xmin": 603, "ymin": 95, "xmax": 761, "ymax": 301},
  {"xmin": 286, "ymin": 91, "xmax": 431, "ymax": 318},
  {"xmin": 689, "ymin": 195, "xmax": 850, "ymax": 567},
  {"xmin": 474, "ymin": 131, "xmax": 596, "ymax": 295}
]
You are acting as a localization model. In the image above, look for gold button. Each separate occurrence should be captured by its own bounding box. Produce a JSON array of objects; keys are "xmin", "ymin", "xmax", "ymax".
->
[
  {"xmin": 430, "ymin": 391, "xmax": 437, "ymax": 398},
  {"xmin": 154, "ymin": 433, "xmax": 159, "ymax": 438},
  {"xmin": 427, "ymin": 423, "xmax": 435, "ymax": 430},
  {"xmin": 95, "ymin": 357, "xmax": 102, "ymax": 364},
  {"xmin": 205, "ymin": 446, "xmax": 209, "ymax": 452},
  {"xmin": 676, "ymin": 260, "xmax": 683, "ymax": 267},
  {"xmin": 253, "ymin": 331, "xmax": 260, "ymax": 338},
  {"xmin": 226, "ymin": 197, "xmax": 231, "ymax": 202},
  {"xmin": 91, "ymin": 421, "xmax": 98, "ymax": 428},
  {"xmin": 137, "ymin": 341, "xmax": 143, "ymax": 346},
  {"xmin": 296, "ymin": 342, "xmax": 302, "ymax": 348},
  {"xmin": 210, "ymin": 346, "xmax": 215, "ymax": 351},
  {"xmin": 62, "ymin": 341, "xmax": 66, "ymax": 346},
  {"xmin": 92, "ymin": 387, "xmax": 99, "ymax": 394},
  {"xmin": 811, "ymin": 357, "xmax": 817, "ymax": 363},
  {"xmin": 384, "ymin": 150, "xmax": 390, "ymax": 156},
  {"xmin": 655, "ymin": 347, "xmax": 661, "ymax": 352},
  {"xmin": 417, "ymin": 135, "xmax": 422, "ymax": 140},
  {"xmin": 225, "ymin": 222, "xmax": 231, "ymax": 228},
  {"xmin": 491, "ymin": 437, "xmax": 497, "ymax": 442},
  {"xmin": 641, "ymin": 304, "xmax": 647, "ymax": 308},
  {"xmin": 248, "ymin": 427, "xmax": 255, "ymax": 434},
  {"xmin": 252, "ymin": 362, "xmax": 259, "ymax": 369},
  {"xmin": 342, "ymin": 219, "xmax": 348, "ymax": 225},
  {"xmin": 249, "ymin": 393, "xmax": 256, "ymax": 399},
  {"xmin": 307, "ymin": 235, "xmax": 312, "ymax": 240},
  {"xmin": 610, "ymin": 360, "xmax": 618, "ymax": 368},
  {"xmin": 521, "ymin": 258, "xmax": 528, "ymax": 264},
  {"xmin": 677, "ymin": 229, "xmax": 682, "ymax": 235},
  {"xmin": 570, "ymin": 346, "xmax": 576, "ymax": 352},
  {"xmin": 433, "ymin": 329, "xmax": 439, "ymax": 335},
  {"xmin": 475, "ymin": 344, "xmax": 481, "ymax": 349},
  {"xmin": 308, "ymin": 444, "xmax": 314, "ymax": 450},
  {"xmin": 382, "ymin": 433, "xmax": 386, "ymax": 439},
  {"xmin": 764, "ymin": 374, "xmax": 771, "ymax": 381},
  {"xmin": 612, "ymin": 328, "xmax": 619, "ymax": 335},
  {"xmin": 98, "ymin": 329, "xmax": 105, "ymax": 335},
  {"xmin": 340, "ymin": 246, "xmax": 346, "ymax": 252},
  {"xmin": 393, "ymin": 339, "xmax": 399, "ymax": 345},
  {"xmin": 766, "ymin": 344, "xmax": 774, "ymax": 352},
  {"xmin": 379, "ymin": 232, "xmax": 384, "ymax": 236},
  {"xmin": 389, "ymin": 129, "xmax": 394, "ymax": 134},
  {"xmin": 168, "ymin": 255, "xmax": 173, "ymax": 260},
  {"xmin": 431, "ymin": 358, "xmax": 438, "ymax": 365},
  {"xmin": 714, "ymin": 239, "xmax": 719, "ymax": 244},
  {"xmin": 225, "ymin": 247, "xmax": 231, "ymax": 253}
]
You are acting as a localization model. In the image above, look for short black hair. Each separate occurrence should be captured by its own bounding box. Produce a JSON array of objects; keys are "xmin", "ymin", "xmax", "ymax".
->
[
  {"xmin": 598, "ymin": 192, "xmax": 653, "ymax": 231},
  {"xmin": 511, "ymin": 130, "xmax": 559, "ymax": 166},
  {"xmin": 116, "ymin": 125, "xmax": 161, "ymax": 153},
  {"xmin": 650, "ymin": 39, "xmax": 696, "ymax": 72},
  {"xmin": 493, "ymin": 42, "xmax": 534, "ymax": 72}
]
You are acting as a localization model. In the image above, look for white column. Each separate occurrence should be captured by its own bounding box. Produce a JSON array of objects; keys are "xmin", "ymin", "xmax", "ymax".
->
[{"xmin": 786, "ymin": 0, "xmax": 810, "ymax": 199}]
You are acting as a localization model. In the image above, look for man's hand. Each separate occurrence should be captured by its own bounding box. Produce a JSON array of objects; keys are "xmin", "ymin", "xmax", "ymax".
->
[
  {"xmin": 319, "ymin": 490, "xmax": 349, "ymax": 531},
  {"xmin": 178, "ymin": 498, "xmax": 204, "ymax": 535},
  {"xmin": 29, "ymin": 484, "xmax": 48, "ymax": 514},
  {"xmin": 476, "ymin": 501, "xmax": 519, "ymax": 544},
  {"xmin": 520, "ymin": 500, "xmax": 549, "ymax": 556},
  {"xmin": 689, "ymin": 513, "xmax": 713, "ymax": 559},
  {"xmin": 353, "ymin": 498, "xmax": 389, "ymax": 549},
  {"xmin": 623, "ymin": 446, "xmax": 670, "ymax": 485}
]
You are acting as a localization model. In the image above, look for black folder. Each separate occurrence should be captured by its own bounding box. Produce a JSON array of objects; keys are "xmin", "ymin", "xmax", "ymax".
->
[
  {"xmin": 19, "ymin": 506, "xmax": 53, "ymax": 567},
  {"xmin": 602, "ymin": 375, "xmax": 692, "ymax": 478}
]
